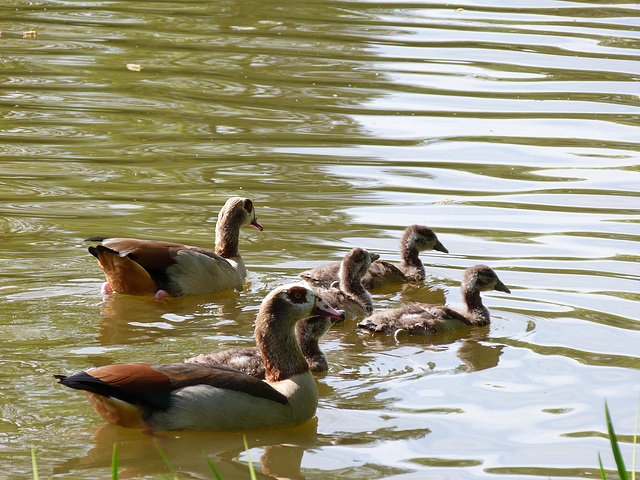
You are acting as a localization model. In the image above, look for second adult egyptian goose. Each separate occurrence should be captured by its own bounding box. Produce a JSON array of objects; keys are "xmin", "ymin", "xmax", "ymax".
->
[
  {"xmin": 357, "ymin": 265, "xmax": 510, "ymax": 336},
  {"xmin": 185, "ymin": 313, "xmax": 344, "ymax": 378},
  {"xmin": 300, "ymin": 225, "xmax": 448, "ymax": 290},
  {"xmin": 86, "ymin": 197, "xmax": 263, "ymax": 299},
  {"xmin": 54, "ymin": 285, "xmax": 343, "ymax": 431}
]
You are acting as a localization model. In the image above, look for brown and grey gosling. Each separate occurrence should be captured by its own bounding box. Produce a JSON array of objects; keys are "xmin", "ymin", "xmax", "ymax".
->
[
  {"xmin": 185, "ymin": 313, "xmax": 344, "ymax": 378},
  {"xmin": 313, "ymin": 247, "xmax": 379, "ymax": 321},
  {"xmin": 299, "ymin": 225, "xmax": 448, "ymax": 290},
  {"xmin": 85, "ymin": 197, "xmax": 263, "ymax": 300},
  {"xmin": 357, "ymin": 265, "xmax": 510, "ymax": 337}
]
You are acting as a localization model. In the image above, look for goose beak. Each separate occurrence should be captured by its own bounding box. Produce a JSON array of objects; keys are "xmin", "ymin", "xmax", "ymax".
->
[
  {"xmin": 494, "ymin": 279, "xmax": 511, "ymax": 294},
  {"xmin": 250, "ymin": 218, "xmax": 264, "ymax": 231},
  {"xmin": 433, "ymin": 240, "xmax": 449, "ymax": 254},
  {"xmin": 312, "ymin": 296, "xmax": 343, "ymax": 319}
]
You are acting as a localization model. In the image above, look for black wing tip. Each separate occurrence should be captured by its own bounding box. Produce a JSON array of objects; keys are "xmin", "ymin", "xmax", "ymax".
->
[{"xmin": 88, "ymin": 244, "xmax": 126, "ymax": 258}]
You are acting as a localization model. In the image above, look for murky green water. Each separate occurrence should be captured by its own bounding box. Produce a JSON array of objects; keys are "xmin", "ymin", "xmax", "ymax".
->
[{"xmin": 1, "ymin": 1, "xmax": 640, "ymax": 478}]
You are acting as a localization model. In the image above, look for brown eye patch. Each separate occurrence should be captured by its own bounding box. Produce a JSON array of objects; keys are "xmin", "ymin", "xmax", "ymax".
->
[
  {"xmin": 243, "ymin": 199, "xmax": 254, "ymax": 213},
  {"xmin": 287, "ymin": 286, "xmax": 308, "ymax": 304}
]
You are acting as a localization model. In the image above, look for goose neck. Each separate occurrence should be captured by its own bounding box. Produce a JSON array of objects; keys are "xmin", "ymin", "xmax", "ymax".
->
[{"xmin": 256, "ymin": 312, "xmax": 309, "ymax": 383}]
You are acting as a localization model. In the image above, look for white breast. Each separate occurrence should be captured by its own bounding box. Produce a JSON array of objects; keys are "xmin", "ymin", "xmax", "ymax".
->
[{"xmin": 166, "ymin": 250, "xmax": 245, "ymax": 295}]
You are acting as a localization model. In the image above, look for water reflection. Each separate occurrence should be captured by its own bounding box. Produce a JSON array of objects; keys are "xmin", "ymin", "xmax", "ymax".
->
[
  {"xmin": 94, "ymin": 291, "xmax": 244, "ymax": 346},
  {"xmin": 58, "ymin": 419, "xmax": 318, "ymax": 479},
  {"xmin": 2, "ymin": 0, "xmax": 640, "ymax": 479}
]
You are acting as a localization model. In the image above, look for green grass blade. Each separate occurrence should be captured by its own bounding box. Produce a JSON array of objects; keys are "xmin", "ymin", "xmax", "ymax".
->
[
  {"xmin": 31, "ymin": 447, "xmax": 38, "ymax": 480},
  {"xmin": 243, "ymin": 435, "xmax": 257, "ymax": 480},
  {"xmin": 111, "ymin": 443, "xmax": 118, "ymax": 480},
  {"xmin": 204, "ymin": 455, "xmax": 223, "ymax": 480},
  {"xmin": 153, "ymin": 439, "xmax": 179, "ymax": 480},
  {"xmin": 605, "ymin": 400, "xmax": 629, "ymax": 480},
  {"xmin": 599, "ymin": 453, "xmax": 608, "ymax": 480}
]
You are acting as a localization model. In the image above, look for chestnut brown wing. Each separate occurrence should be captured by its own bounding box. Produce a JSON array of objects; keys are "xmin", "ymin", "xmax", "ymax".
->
[{"xmin": 55, "ymin": 362, "xmax": 287, "ymax": 410}]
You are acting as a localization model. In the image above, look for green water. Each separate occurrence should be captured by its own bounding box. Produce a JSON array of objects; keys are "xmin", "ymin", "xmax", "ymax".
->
[{"xmin": 1, "ymin": 1, "xmax": 640, "ymax": 478}]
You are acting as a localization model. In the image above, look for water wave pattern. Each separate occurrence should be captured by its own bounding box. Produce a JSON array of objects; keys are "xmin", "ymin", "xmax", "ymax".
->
[{"xmin": 1, "ymin": 1, "xmax": 640, "ymax": 479}]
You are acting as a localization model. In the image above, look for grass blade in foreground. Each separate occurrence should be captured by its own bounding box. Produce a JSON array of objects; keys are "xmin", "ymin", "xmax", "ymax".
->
[
  {"xmin": 243, "ymin": 435, "xmax": 257, "ymax": 480},
  {"xmin": 603, "ymin": 400, "xmax": 629, "ymax": 480},
  {"xmin": 112, "ymin": 443, "xmax": 118, "ymax": 480},
  {"xmin": 154, "ymin": 439, "xmax": 179, "ymax": 480},
  {"xmin": 31, "ymin": 447, "xmax": 38, "ymax": 480},
  {"xmin": 204, "ymin": 454, "xmax": 223, "ymax": 480}
]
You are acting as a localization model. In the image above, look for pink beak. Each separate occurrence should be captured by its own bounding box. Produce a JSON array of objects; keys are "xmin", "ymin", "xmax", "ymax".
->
[
  {"xmin": 311, "ymin": 296, "xmax": 344, "ymax": 319},
  {"xmin": 250, "ymin": 218, "xmax": 264, "ymax": 231}
]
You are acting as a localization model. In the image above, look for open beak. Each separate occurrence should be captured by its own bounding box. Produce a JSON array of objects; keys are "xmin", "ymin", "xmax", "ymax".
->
[
  {"xmin": 250, "ymin": 218, "xmax": 264, "ymax": 231},
  {"xmin": 312, "ymin": 296, "xmax": 343, "ymax": 319}
]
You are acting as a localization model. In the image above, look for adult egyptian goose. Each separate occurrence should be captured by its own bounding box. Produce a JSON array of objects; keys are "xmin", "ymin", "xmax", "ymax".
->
[
  {"xmin": 357, "ymin": 265, "xmax": 510, "ymax": 336},
  {"xmin": 86, "ymin": 197, "xmax": 263, "ymax": 299},
  {"xmin": 54, "ymin": 285, "xmax": 343, "ymax": 431},
  {"xmin": 299, "ymin": 225, "xmax": 448, "ymax": 290},
  {"xmin": 185, "ymin": 313, "xmax": 344, "ymax": 378},
  {"xmin": 313, "ymin": 247, "xmax": 379, "ymax": 321}
]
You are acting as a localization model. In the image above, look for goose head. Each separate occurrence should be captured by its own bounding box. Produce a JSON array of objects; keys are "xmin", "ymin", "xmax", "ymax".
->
[
  {"xmin": 255, "ymin": 284, "xmax": 343, "ymax": 382},
  {"xmin": 339, "ymin": 247, "xmax": 380, "ymax": 286},
  {"xmin": 219, "ymin": 197, "xmax": 263, "ymax": 231},
  {"xmin": 404, "ymin": 225, "xmax": 448, "ymax": 254},
  {"xmin": 296, "ymin": 312, "xmax": 344, "ymax": 344},
  {"xmin": 463, "ymin": 265, "xmax": 511, "ymax": 294}
]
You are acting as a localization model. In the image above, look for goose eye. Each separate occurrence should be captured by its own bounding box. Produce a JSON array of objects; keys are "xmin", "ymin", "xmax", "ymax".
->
[{"xmin": 288, "ymin": 286, "xmax": 308, "ymax": 303}]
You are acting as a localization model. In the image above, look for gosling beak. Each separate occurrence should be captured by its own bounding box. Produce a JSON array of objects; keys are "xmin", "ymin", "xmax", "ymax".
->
[
  {"xmin": 331, "ymin": 310, "xmax": 346, "ymax": 325},
  {"xmin": 494, "ymin": 279, "xmax": 511, "ymax": 294},
  {"xmin": 370, "ymin": 253, "xmax": 380, "ymax": 261},
  {"xmin": 250, "ymin": 218, "xmax": 264, "ymax": 231},
  {"xmin": 433, "ymin": 240, "xmax": 449, "ymax": 254},
  {"xmin": 312, "ymin": 296, "xmax": 343, "ymax": 319}
]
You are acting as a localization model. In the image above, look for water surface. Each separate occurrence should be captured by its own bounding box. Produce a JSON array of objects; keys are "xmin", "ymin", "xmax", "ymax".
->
[{"xmin": 1, "ymin": 1, "xmax": 640, "ymax": 478}]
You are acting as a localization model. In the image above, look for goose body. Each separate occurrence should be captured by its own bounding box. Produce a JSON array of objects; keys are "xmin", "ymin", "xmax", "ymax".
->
[
  {"xmin": 357, "ymin": 265, "xmax": 510, "ymax": 336},
  {"xmin": 186, "ymin": 314, "xmax": 344, "ymax": 377},
  {"xmin": 55, "ymin": 285, "xmax": 343, "ymax": 431},
  {"xmin": 86, "ymin": 197, "xmax": 262, "ymax": 298},
  {"xmin": 300, "ymin": 225, "xmax": 448, "ymax": 290}
]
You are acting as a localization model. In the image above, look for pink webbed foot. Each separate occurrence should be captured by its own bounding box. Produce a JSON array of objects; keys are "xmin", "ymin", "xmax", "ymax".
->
[
  {"xmin": 100, "ymin": 282, "xmax": 113, "ymax": 295},
  {"xmin": 153, "ymin": 289, "xmax": 171, "ymax": 302}
]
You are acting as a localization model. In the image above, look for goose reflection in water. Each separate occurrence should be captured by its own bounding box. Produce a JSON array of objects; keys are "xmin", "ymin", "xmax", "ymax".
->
[{"xmin": 55, "ymin": 418, "xmax": 318, "ymax": 479}]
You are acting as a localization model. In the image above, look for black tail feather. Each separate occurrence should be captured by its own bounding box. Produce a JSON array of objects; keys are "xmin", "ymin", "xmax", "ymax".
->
[{"xmin": 54, "ymin": 372, "xmax": 171, "ymax": 410}]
